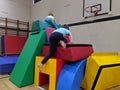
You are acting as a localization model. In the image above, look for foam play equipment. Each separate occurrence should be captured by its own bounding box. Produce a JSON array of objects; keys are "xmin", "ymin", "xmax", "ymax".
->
[
  {"xmin": 81, "ymin": 52, "xmax": 120, "ymax": 90},
  {"xmin": 30, "ymin": 20, "xmax": 53, "ymax": 34},
  {"xmin": 56, "ymin": 59, "xmax": 87, "ymax": 90},
  {"xmin": 45, "ymin": 28, "xmax": 55, "ymax": 42},
  {"xmin": 1, "ymin": 35, "xmax": 27, "ymax": 55},
  {"xmin": 34, "ymin": 56, "xmax": 65, "ymax": 90},
  {"xmin": 0, "ymin": 55, "xmax": 18, "ymax": 74},
  {"xmin": 42, "ymin": 43, "xmax": 93, "ymax": 61},
  {"xmin": 9, "ymin": 30, "xmax": 46, "ymax": 87},
  {"xmin": 0, "ymin": 35, "xmax": 27, "ymax": 74}
]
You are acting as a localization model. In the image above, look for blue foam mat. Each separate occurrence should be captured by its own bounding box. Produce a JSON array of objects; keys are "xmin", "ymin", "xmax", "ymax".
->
[{"xmin": 0, "ymin": 55, "xmax": 19, "ymax": 74}]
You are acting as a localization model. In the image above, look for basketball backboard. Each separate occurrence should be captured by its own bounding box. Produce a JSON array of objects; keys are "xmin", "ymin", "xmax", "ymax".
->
[{"xmin": 83, "ymin": 0, "xmax": 112, "ymax": 18}]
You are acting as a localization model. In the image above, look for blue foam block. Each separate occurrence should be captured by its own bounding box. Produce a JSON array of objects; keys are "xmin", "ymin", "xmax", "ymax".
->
[
  {"xmin": 0, "ymin": 55, "xmax": 18, "ymax": 74},
  {"xmin": 56, "ymin": 59, "xmax": 86, "ymax": 90}
]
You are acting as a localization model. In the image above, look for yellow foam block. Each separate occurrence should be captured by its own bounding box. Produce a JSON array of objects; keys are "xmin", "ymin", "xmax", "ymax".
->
[
  {"xmin": 91, "ymin": 52, "xmax": 118, "ymax": 56},
  {"xmin": 81, "ymin": 52, "xmax": 120, "ymax": 90},
  {"xmin": 34, "ymin": 57, "xmax": 39, "ymax": 86},
  {"xmin": 34, "ymin": 56, "xmax": 56, "ymax": 90}
]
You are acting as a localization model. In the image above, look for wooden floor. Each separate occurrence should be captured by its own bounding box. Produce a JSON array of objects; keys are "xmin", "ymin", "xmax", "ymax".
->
[
  {"xmin": 0, "ymin": 74, "xmax": 120, "ymax": 90},
  {"xmin": 0, "ymin": 74, "xmax": 48, "ymax": 90}
]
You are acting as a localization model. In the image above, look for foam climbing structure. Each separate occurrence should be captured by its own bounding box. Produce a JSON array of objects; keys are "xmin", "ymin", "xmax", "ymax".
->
[
  {"xmin": 34, "ymin": 56, "xmax": 65, "ymax": 90},
  {"xmin": 34, "ymin": 43, "xmax": 93, "ymax": 90},
  {"xmin": 1, "ymin": 35, "xmax": 27, "ymax": 55},
  {"xmin": 9, "ymin": 30, "xmax": 46, "ymax": 87},
  {"xmin": 30, "ymin": 20, "xmax": 53, "ymax": 34},
  {"xmin": 81, "ymin": 52, "xmax": 120, "ymax": 90},
  {"xmin": 0, "ymin": 35, "xmax": 27, "ymax": 74},
  {"xmin": 56, "ymin": 59, "xmax": 87, "ymax": 90},
  {"xmin": 42, "ymin": 43, "xmax": 94, "ymax": 61},
  {"xmin": 9, "ymin": 20, "xmax": 56, "ymax": 87}
]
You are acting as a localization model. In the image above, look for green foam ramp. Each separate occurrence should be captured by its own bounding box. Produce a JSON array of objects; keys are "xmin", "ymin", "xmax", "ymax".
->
[{"xmin": 9, "ymin": 30, "xmax": 46, "ymax": 87}]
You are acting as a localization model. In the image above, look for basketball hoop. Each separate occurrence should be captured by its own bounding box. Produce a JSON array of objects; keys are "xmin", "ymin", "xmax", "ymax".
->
[{"xmin": 85, "ymin": 6, "xmax": 98, "ymax": 16}]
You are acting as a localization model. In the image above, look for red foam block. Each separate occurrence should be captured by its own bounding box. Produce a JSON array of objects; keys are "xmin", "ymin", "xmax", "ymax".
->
[
  {"xmin": 39, "ymin": 73, "xmax": 49, "ymax": 86},
  {"xmin": 45, "ymin": 28, "xmax": 55, "ymax": 42},
  {"xmin": 42, "ymin": 44, "xmax": 94, "ymax": 61},
  {"xmin": 4, "ymin": 35, "xmax": 27, "ymax": 54}
]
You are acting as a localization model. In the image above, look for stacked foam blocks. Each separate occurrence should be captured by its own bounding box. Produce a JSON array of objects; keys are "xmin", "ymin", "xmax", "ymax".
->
[{"xmin": 34, "ymin": 28, "xmax": 94, "ymax": 90}]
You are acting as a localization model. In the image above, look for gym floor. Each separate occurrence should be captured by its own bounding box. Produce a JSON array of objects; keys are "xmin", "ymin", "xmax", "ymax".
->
[
  {"xmin": 0, "ymin": 74, "xmax": 48, "ymax": 90},
  {"xmin": 0, "ymin": 74, "xmax": 119, "ymax": 90}
]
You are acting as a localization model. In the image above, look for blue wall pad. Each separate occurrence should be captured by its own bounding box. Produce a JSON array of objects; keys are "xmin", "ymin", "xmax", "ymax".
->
[
  {"xmin": 1, "ymin": 35, "xmax": 5, "ymax": 56},
  {"xmin": 0, "ymin": 55, "xmax": 18, "ymax": 74},
  {"xmin": 56, "ymin": 59, "xmax": 86, "ymax": 90}
]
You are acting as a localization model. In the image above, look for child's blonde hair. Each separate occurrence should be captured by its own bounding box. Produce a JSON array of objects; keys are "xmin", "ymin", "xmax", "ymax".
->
[{"xmin": 47, "ymin": 13, "xmax": 55, "ymax": 20}]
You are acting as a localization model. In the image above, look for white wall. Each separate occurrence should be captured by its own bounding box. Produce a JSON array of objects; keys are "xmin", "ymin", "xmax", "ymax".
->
[
  {"xmin": 70, "ymin": 20, "xmax": 120, "ymax": 53},
  {"xmin": 0, "ymin": 0, "xmax": 31, "ymax": 22},
  {"xmin": 31, "ymin": 0, "xmax": 83, "ymax": 24},
  {"xmin": 31, "ymin": 0, "xmax": 55, "ymax": 21}
]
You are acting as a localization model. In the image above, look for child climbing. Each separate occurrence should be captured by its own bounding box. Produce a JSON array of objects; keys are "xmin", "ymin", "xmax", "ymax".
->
[
  {"xmin": 38, "ymin": 24, "xmax": 73, "ymax": 71},
  {"xmin": 44, "ymin": 13, "xmax": 59, "ymax": 29}
]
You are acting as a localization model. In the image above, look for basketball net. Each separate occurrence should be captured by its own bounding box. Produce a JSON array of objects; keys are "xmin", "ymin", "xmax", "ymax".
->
[
  {"xmin": 85, "ymin": 6, "xmax": 98, "ymax": 16},
  {"xmin": 93, "ymin": 11, "xmax": 98, "ymax": 16}
]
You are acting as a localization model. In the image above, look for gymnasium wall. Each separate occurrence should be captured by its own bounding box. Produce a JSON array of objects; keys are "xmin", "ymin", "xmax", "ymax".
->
[
  {"xmin": 70, "ymin": 19, "xmax": 120, "ymax": 53},
  {"xmin": 0, "ymin": 0, "xmax": 31, "ymax": 36},
  {"xmin": 0, "ymin": 0, "xmax": 120, "ymax": 54},
  {"xmin": 31, "ymin": 0, "xmax": 120, "ymax": 54},
  {"xmin": 0, "ymin": 0, "xmax": 31, "ymax": 55},
  {"xmin": 0, "ymin": 0, "xmax": 31, "ymax": 21}
]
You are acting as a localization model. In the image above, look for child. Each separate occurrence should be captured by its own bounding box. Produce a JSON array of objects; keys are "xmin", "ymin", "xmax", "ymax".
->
[
  {"xmin": 44, "ymin": 13, "xmax": 59, "ymax": 29},
  {"xmin": 38, "ymin": 24, "xmax": 72, "ymax": 71}
]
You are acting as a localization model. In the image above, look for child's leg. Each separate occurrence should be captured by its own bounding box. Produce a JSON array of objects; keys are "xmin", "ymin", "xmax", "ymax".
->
[{"xmin": 38, "ymin": 63, "xmax": 43, "ymax": 72}]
